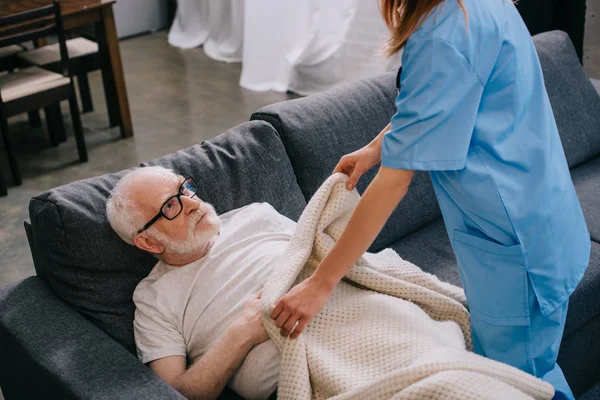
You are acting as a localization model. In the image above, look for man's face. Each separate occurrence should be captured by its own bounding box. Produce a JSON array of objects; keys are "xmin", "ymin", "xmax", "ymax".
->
[{"xmin": 131, "ymin": 171, "xmax": 221, "ymax": 256}]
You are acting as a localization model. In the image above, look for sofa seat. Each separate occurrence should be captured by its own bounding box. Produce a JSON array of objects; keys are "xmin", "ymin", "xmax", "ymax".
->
[
  {"xmin": 390, "ymin": 219, "xmax": 460, "ymax": 287},
  {"xmin": 390, "ymin": 217, "xmax": 600, "ymax": 396},
  {"xmin": 579, "ymin": 382, "xmax": 600, "ymax": 400},
  {"xmin": 391, "ymin": 216, "xmax": 600, "ymax": 336},
  {"xmin": 391, "ymin": 219, "xmax": 600, "ymax": 395}
]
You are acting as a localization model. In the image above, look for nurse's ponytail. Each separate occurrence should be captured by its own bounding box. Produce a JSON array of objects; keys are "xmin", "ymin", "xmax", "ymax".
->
[{"xmin": 379, "ymin": 0, "xmax": 467, "ymax": 56}]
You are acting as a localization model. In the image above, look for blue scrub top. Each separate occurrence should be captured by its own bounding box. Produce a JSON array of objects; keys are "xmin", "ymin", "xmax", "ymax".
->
[{"xmin": 381, "ymin": 0, "xmax": 590, "ymax": 321}]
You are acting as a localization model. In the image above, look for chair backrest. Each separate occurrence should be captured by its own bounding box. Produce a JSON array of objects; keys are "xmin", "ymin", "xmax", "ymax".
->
[{"xmin": 0, "ymin": 1, "xmax": 72, "ymax": 77}]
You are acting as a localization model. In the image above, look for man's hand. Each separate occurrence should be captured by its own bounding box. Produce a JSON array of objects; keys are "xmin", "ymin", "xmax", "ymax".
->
[
  {"xmin": 270, "ymin": 275, "xmax": 335, "ymax": 339},
  {"xmin": 232, "ymin": 291, "xmax": 269, "ymax": 346},
  {"xmin": 151, "ymin": 293, "xmax": 268, "ymax": 400}
]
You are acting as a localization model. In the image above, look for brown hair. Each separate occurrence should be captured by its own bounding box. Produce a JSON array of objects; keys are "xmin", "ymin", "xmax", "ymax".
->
[{"xmin": 379, "ymin": 0, "xmax": 468, "ymax": 56}]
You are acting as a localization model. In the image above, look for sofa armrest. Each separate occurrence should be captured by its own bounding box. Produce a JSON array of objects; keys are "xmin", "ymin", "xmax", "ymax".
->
[{"xmin": 0, "ymin": 277, "xmax": 185, "ymax": 400}]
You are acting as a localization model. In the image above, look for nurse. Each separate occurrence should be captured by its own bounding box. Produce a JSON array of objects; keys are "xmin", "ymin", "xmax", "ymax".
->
[{"xmin": 270, "ymin": 0, "xmax": 590, "ymax": 399}]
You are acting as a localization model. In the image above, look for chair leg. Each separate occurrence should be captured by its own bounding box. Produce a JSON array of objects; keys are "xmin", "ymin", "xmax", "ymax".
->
[
  {"xmin": 45, "ymin": 106, "xmax": 59, "ymax": 146},
  {"xmin": 0, "ymin": 159, "xmax": 7, "ymax": 196},
  {"xmin": 0, "ymin": 172, "xmax": 7, "ymax": 196},
  {"xmin": 77, "ymin": 73, "xmax": 94, "ymax": 113},
  {"xmin": 44, "ymin": 104, "xmax": 66, "ymax": 146},
  {"xmin": 67, "ymin": 96, "xmax": 88, "ymax": 163},
  {"xmin": 0, "ymin": 116, "xmax": 22, "ymax": 186},
  {"xmin": 28, "ymin": 110, "xmax": 42, "ymax": 128},
  {"xmin": 100, "ymin": 64, "xmax": 120, "ymax": 128}
]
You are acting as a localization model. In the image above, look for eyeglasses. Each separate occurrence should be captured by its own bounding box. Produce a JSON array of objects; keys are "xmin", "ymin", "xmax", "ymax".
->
[{"xmin": 136, "ymin": 177, "xmax": 198, "ymax": 235}]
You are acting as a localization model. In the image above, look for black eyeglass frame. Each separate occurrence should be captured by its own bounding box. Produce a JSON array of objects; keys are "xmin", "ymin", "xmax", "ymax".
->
[{"xmin": 136, "ymin": 177, "xmax": 198, "ymax": 235}]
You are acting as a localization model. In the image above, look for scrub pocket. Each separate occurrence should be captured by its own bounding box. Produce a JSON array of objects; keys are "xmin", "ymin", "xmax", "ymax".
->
[{"xmin": 452, "ymin": 229, "xmax": 530, "ymax": 326}]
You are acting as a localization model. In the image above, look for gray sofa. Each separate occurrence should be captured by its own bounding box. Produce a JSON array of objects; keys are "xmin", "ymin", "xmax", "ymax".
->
[{"xmin": 1, "ymin": 31, "xmax": 599, "ymax": 400}]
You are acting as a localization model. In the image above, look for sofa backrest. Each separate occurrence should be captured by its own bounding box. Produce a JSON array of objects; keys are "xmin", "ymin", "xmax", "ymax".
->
[
  {"xmin": 27, "ymin": 121, "xmax": 306, "ymax": 354},
  {"xmin": 534, "ymin": 31, "xmax": 600, "ymax": 168},
  {"xmin": 252, "ymin": 72, "xmax": 442, "ymax": 251},
  {"xmin": 252, "ymin": 30, "xmax": 600, "ymax": 250}
]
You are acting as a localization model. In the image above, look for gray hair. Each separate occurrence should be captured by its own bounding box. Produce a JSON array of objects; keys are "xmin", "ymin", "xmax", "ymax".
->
[{"xmin": 106, "ymin": 166, "xmax": 177, "ymax": 245}]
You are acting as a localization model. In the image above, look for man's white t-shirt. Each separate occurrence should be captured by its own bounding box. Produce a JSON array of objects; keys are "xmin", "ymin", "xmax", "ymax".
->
[{"xmin": 133, "ymin": 202, "xmax": 295, "ymax": 400}]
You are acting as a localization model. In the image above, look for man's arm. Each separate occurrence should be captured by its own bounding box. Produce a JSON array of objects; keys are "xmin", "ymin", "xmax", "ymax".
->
[
  {"xmin": 149, "ymin": 325, "xmax": 255, "ymax": 400},
  {"xmin": 148, "ymin": 292, "xmax": 268, "ymax": 400}
]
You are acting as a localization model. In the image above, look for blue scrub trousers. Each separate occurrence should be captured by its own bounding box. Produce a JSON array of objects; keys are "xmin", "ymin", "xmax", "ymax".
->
[{"xmin": 469, "ymin": 279, "xmax": 573, "ymax": 400}]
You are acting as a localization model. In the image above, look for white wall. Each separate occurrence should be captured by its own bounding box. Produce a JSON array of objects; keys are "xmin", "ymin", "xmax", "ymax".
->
[{"xmin": 113, "ymin": 0, "xmax": 169, "ymax": 39}]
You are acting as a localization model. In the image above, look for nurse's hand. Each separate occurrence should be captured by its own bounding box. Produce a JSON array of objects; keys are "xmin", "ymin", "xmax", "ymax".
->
[
  {"xmin": 270, "ymin": 274, "xmax": 335, "ymax": 339},
  {"xmin": 333, "ymin": 144, "xmax": 381, "ymax": 190}
]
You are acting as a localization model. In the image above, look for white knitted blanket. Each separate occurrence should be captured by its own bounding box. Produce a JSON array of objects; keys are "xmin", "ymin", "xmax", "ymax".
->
[{"xmin": 261, "ymin": 173, "xmax": 554, "ymax": 400}]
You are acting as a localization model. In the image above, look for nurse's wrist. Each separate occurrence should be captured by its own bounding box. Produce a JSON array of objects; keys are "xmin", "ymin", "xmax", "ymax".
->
[
  {"xmin": 311, "ymin": 268, "xmax": 340, "ymax": 291},
  {"xmin": 370, "ymin": 122, "xmax": 390, "ymax": 151},
  {"xmin": 367, "ymin": 139, "xmax": 382, "ymax": 157}
]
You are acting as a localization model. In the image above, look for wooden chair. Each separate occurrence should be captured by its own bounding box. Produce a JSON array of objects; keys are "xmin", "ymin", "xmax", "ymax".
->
[
  {"xmin": 18, "ymin": 36, "xmax": 101, "ymax": 115},
  {"xmin": 1, "ymin": 43, "xmax": 67, "ymax": 146},
  {"xmin": 19, "ymin": 35, "xmax": 120, "ymax": 139},
  {"xmin": 0, "ymin": 45, "xmax": 25, "ymax": 72},
  {"xmin": 1, "ymin": 44, "xmax": 66, "ymax": 141},
  {"xmin": 0, "ymin": 0, "xmax": 88, "ymax": 197}
]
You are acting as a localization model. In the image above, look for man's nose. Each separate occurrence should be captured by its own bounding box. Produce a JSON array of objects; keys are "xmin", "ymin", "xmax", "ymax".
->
[{"xmin": 180, "ymin": 195, "xmax": 201, "ymax": 214}]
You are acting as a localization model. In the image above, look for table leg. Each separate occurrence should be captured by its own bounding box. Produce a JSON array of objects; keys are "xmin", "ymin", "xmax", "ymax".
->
[{"xmin": 96, "ymin": 5, "xmax": 133, "ymax": 138}]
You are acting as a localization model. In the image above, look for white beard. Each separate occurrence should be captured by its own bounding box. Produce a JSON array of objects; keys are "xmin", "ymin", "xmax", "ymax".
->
[{"xmin": 152, "ymin": 204, "xmax": 221, "ymax": 256}]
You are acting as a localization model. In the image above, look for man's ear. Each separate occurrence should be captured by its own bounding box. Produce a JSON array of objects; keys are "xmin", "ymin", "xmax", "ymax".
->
[{"xmin": 133, "ymin": 233, "xmax": 165, "ymax": 255}]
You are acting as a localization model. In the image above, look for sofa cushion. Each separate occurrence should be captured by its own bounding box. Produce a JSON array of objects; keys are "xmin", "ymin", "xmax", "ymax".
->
[
  {"xmin": 389, "ymin": 219, "xmax": 460, "ymax": 287},
  {"xmin": 28, "ymin": 121, "xmax": 306, "ymax": 354},
  {"xmin": 558, "ymin": 312, "xmax": 600, "ymax": 397},
  {"xmin": 578, "ymin": 382, "xmax": 600, "ymax": 400},
  {"xmin": 571, "ymin": 156, "xmax": 600, "ymax": 242},
  {"xmin": 390, "ymin": 219, "xmax": 600, "ymax": 343},
  {"xmin": 534, "ymin": 31, "xmax": 600, "ymax": 168},
  {"xmin": 252, "ymin": 72, "xmax": 442, "ymax": 251},
  {"xmin": 0, "ymin": 277, "xmax": 187, "ymax": 400}
]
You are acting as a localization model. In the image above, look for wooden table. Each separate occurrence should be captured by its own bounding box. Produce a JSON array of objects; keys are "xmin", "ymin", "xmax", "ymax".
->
[{"xmin": 0, "ymin": 0, "xmax": 134, "ymax": 138}]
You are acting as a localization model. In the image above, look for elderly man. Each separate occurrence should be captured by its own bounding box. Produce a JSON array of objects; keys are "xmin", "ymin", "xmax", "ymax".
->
[
  {"xmin": 107, "ymin": 166, "xmax": 557, "ymax": 400},
  {"xmin": 106, "ymin": 166, "xmax": 288, "ymax": 400}
]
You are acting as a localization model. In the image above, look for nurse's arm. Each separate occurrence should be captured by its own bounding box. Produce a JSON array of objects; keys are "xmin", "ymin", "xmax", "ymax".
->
[
  {"xmin": 313, "ymin": 166, "xmax": 414, "ymax": 287},
  {"xmin": 369, "ymin": 122, "xmax": 391, "ymax": 150}
]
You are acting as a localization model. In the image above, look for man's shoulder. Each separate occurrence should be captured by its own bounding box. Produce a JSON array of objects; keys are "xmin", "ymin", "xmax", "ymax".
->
[
  {"xmin": 220, "ymin": 202, "xmax": 277, "ymax": 217},
  {"xmin": 219, "ymin": 202, "xmax": 287, "ymax": 226},
  {"xmin": 217, "ymin": 202, "xmax": 295, "ymax": 241},
  {"xmin": 132, "ymin": 261, "xmax": 174, "ymax": 304}
]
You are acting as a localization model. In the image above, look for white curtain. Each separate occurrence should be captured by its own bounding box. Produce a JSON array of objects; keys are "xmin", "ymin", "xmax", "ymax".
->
[
  {"xmin": 239, "ymin": 1, "xmax": 308, "ymax": 92},
  {"xmin": 168, "ymin": 0, "xmax": 244, "ymax": 63},
  {"xmin": 169, "ymin": 0, "xmax": 401, "ymax": 94},
  {"xmin": 241, "ymin": 0, "xmax": 401, "ymax": 95}
]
